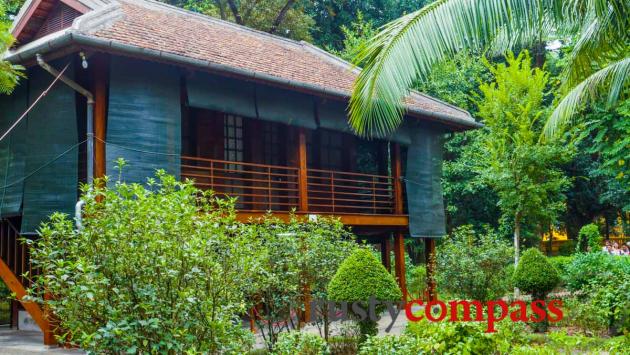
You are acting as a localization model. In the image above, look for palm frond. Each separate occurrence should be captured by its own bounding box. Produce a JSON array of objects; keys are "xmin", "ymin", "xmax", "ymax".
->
[
  {"xmin": 562, "ymin": 1, "xmax": 629, "ymax": 89},
  {"xmin": 544, "ymin": 57, "xmax": 630, "ymax": 138},
  {"xmin": 348, "ymin": 0, "xmax": 564, "ymax": 138}
]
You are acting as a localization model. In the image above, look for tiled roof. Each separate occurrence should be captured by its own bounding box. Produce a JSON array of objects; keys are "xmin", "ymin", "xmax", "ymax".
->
[{"xmin": 8, "ymin": 0, "xmax": 479, "ymax": 128}]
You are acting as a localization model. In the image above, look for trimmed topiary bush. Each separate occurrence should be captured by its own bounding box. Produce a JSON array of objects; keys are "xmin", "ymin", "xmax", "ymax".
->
[
  {"xmin": 514, "ymin": 248, "xmax": 560, "ymax": 299},
  {"xmin": 327, "ymin": 248, "xmax": 402, "ymax": 339},
  {"xmin": 272, "ymin": 331, "xmax": 329, "ymax": 355},
  {"xmin": 514, "ymin": 248, "xmax": 561, "ymax": 332}
]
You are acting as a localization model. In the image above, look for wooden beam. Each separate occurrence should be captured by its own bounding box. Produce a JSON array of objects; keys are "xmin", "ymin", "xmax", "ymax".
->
[
  {"xmin": 394, "ymin": 231, "xmax": 407, "ymax": 302},
  {"xmin": 297, "ymin": 128, "xmax": 308, "ymax": 211},
  {"xmin": 0, "ymin": 258, "xmax": 54, "ymax": 344},
  {"xmin": 93, "ymin": 54, "xmax": 109, "ymax": 182}
]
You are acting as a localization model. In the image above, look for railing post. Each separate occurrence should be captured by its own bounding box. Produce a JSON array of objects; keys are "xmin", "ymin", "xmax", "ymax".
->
[
  {"xmin": 297, "ymin": 128, "xmax": 308, "ymax": 212},
  {"xmin": 391, "ymin": 143, "xmax": 407, "ymax": 302},
  {"xmin": 267, "ymin": 166, "xmax": 272, "ymax": 210},
  {"xmin": 330, "ymin": 171, "xmax": 335, "ymax": 213}
]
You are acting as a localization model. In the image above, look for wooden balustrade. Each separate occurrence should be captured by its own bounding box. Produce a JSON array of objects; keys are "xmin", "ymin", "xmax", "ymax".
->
[{"xmin": 181, "ymin": 156, "xmax": 396, "ymax": 215}]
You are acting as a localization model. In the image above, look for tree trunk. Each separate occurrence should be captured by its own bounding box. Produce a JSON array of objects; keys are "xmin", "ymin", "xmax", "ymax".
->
[
  {"xmin": 514, "ymin": 212, "xmax": 521, "ymax": 297},
  {"xmin": 269, "ymin": 0, "xmax": 296, "ymax": 34}
]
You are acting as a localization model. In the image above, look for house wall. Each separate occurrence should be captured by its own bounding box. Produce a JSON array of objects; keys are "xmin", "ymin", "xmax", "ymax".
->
[{"xmin": 0, "ymin": 57, "xmax": 79, "ymax": 234}]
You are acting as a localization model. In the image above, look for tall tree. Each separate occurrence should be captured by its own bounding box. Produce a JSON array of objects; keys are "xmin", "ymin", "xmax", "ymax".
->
[
  {"xmin": 474, "ymin": 52, "xmax": 572, "ymax": 289},
  {"xmin": 348, "ymin": 0, "xmax": 629, "ymax": 140},
  {"xmin": 161, "ymin": 0, "xmax": 315, "ymax": 41}
]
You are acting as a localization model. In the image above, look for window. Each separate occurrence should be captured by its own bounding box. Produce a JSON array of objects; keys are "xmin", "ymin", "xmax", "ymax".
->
[{"xmin": 223, "ymin": 115, "xmax": 243, "ymax": 162}]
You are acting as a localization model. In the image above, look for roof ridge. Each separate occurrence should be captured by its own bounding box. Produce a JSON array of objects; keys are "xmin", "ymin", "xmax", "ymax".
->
[
  {"xmin": 122, "ymin": 0, "xmax": 307, "ymax": 49},
  {"xmin": 300, "ymin": 41, "xmax": 472, "ymax": 119}
]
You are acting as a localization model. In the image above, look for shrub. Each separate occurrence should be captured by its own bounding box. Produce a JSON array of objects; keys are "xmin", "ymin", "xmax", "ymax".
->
[
  {"xmin": 513, "ymin": 248, "xmax": 560, "ymax": 299},
  {"xmin": 436, "ymin": 225, "xmax": 513, "ymax": 301},
  {"xmin": 548, "ymin": 256, "xmax": 574, "ymax": 285},
  {"xmin": 407, "ymin": 264, "xmax": 426, "ymax": 299},
  {"xmin": 358, "ymin": 335, "xmax": 422, "ymax": 355},
  {"xmin": 513, "ymin": 248, "xmax": 560, "ymax": 332},
  {"xmin": 327, "ymin": 248, "xmax": 402, "ymax": 339},
  {"xmin": 565, "ymin": 253, "xmax": 630, "ymax": 335},
  {"xmin": 272, "ymin": 331, "xmax": 329, "ymax": 355},
  {"xmin": 577, "ymin": 223, "xmax": 602, "ymax": 252},
  {"xmin": 28, "ymin": 171, "xmax": 256, "ymax": 353}
]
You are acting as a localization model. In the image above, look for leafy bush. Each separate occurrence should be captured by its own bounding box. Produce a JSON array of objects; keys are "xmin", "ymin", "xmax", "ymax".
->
[
  {"xmin": 564, "ymin": 253, "xmax": 630, "ymax": 335},
  {"xmin": 272, "ymin": 331, "xmax": 329, "ymax": 355},
  {"xmin": 358, "ymin": 335, "xmax": 422, "ymax": 355},
  {"xmin": 513, "ymin": 249, "xmax": 560, "ymax": 299},
  {"xmin": 577, "ymin": 223, "xmax": 602, "ymax": 252},
  {"xmin": 407, "ymin": 264, "xmax": 426, "ymax": 299},
  {"xmin": 327, "ymin": 248, "xmax": 402, "ymax": 338},
  {"xmin": 548, "ymin": 256, "xmax": 574, "ymax": 285},
  {"xmin": 436, "ymin": 225, "xmax": 513, "ymax": 301},
  {"xmin": 28, "ymin": 171, "xmax": 257, "ymax": 353},
  {"xmin": 248, "ymin": 214, "xmax": 357, "ymax": 347}
]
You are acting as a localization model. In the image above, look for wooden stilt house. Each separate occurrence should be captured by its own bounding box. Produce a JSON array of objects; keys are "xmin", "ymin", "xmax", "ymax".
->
[{"xmin": 0, "ymin": 0, "xmax": 481, "ymax": 342}]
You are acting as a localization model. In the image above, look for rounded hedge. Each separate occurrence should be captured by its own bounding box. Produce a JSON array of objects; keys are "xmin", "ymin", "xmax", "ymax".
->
[
  {"xmin": 327, "ymin": 248, "xmax": 402, "ymax": 304},
  {"xmin": 513, "ymin": 248, "xmax": 560, "ymax": 298}
]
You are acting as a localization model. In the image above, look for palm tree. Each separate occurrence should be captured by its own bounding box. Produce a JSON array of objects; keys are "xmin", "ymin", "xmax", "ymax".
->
[{"xmin": 348, "ymin": 0, "xmax": 629, "ymax": 139}]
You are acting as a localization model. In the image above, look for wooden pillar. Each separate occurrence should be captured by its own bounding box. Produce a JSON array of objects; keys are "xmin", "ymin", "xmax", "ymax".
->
[
  {"xmin": 394, "ymin": 232, "xmax": 407, "ymax": 301},
  {"xmin": 425, "ymin": 238, "xmax": 437, "ymax": 301},
  {"xmin": 381, "ymin": 236, "xmax": 392, "ymax": 272},
  {"xmin": 391, "ymin": 143, "xmax": 407, "ymax": 300},
  {"xmin": 93, "ymin": 54, "xmax": 109, "ymax": 182},
  {"xmin": 296, "ymin": 128, "xmax": 310, "ymax": 325},
  {"xmin": 297, "ymin": 128, "xmax": 308, "ymax": 211}
]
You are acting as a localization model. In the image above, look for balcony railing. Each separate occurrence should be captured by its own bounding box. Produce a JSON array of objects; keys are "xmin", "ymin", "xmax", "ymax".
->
[{"xmin": 181, "ymin": 156, "xmax": 396, "ymax": 215}]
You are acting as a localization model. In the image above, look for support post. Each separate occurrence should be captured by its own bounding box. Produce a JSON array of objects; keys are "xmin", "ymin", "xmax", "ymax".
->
[
  {"xmin": 297, "ymin": 128, "xmax": 308, "ymax": 211},
  {"xmin": 393, "ymin": 232, "xmax": 407, "ymax": 301},
  {"xmin": 425, "ymin": 238, "xmax": 437, "ymax": 301},
  {"xmin": 93, "ymin": 54, "xmax": 109, "ymax": 182},
  {"xmin": 381, "ymin": 236, "xmax": 392, "ymax": 272},
  {"xmin": 296, "ymin": 128, "xmax": 310, "ymax": 325},
  {"xmin": 391, "ymin": 143, "xmax": 407, "ymax": 301}
]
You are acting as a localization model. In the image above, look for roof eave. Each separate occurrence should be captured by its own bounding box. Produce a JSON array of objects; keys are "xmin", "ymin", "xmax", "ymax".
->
[{"xmin": 3, "ymin": 32, "xmax": 481, "ymax": 131}]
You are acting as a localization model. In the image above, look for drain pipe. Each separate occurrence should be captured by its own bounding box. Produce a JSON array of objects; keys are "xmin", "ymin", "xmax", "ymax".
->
[
  {"xmin": 37, "ymin": 54, "xmax": 94, "ymax": 231},
  {"xmin": 36, "ymin": 54, "xmax": 95, "ymax": 185}
]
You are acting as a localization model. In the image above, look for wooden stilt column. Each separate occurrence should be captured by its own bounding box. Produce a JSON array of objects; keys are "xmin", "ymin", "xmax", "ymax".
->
[
  {"xmin": 425, "ymin": 238, "xmax": 437, "ymax": 301},
  {"xmin": 381, "ymin": 236, "xmax": 392, "ymax": 272},
  {"xmin": 93, "ymin": 54, "xmax": 109, "ymax": 182},
  {"xmin": 296, "ymin": 128, "xmax": 311, "ymax": 326},
  {"xmin": 391, "ymin": 143, "xmax": 407, "ymax": 301}
]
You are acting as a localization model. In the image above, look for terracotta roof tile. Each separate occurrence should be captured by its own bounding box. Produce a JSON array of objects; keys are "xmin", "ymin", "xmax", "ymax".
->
[{"xmin": 81, "ymin": 0, "xmax": 476, "ymax": 125}]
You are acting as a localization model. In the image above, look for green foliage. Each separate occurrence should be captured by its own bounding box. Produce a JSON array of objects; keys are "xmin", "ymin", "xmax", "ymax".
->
[
  {"xmin": 272, "ymin": 331, "xmax": 329, "ymax": 355},
  {"xmin": 347, "ymin": 0, "xmax": 629, "ymax": 140},
  {"xmin": 248, "ymin": 214, "xmax": 357, "ymax": 347},
  {"xmin": 513, "ymin": 248, "xmax": 560, "ymax": 299},
  {"xmin": 564, "ymin": 253, "xmax": 630, "ymax": 335},
  {"xmin": 358, "ymin": 319, "xmax": 528, "ymax": 354},
  {"xmin": 0, "ymin": 2, "xmax": 24, "ymax": 94},
  {"xmin": 547, "ymin": 256, "xmax": 574, "ymax": 285},
  {"xmin": 476, "ymin": 52, "xmax": 573, "ymax": 238},
  {"xmin": 576, "ymin": 99, "xmax": 630, "ymax": 211},
  {"xmin": 327, "ymin": 248, "xmax": 402, "ymax": 305},
  {"xmin": 328, "ymin": 12, "xmax": 376, "ymax": 63},
  {"xmin": 436, "ymin": 225, "xmax": 513, "ymax": 301},
  {"xmin": 577, "ymin": 223, "xmax": 602, "ymax": 252},
  {"xmin": 28, "ymin": 171, "xmax": 256, "ymax": 353},
  {"xmin": 161, "ymin": 0, "xmax": 314, "ymax": 41},
  {"xmin": 406, "ymin": 264, "xmax": 426, "ymax": 299},
  {"xmin": 327, "ymin": 248, "xmax": 401, "ymax": 338}
]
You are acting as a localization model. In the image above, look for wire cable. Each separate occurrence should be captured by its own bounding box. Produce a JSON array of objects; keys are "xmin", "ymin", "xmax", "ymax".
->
[
  {"xmin": 0, "ymin": 62, "xmax": 71, "ymax": 143},
  {"xmin": 93, "ymin": 136, "xmax": 180, "ymax": 157},
  {"xmin": 0, "ymin": 139, "xmax": 87, "ymax": 190}
]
